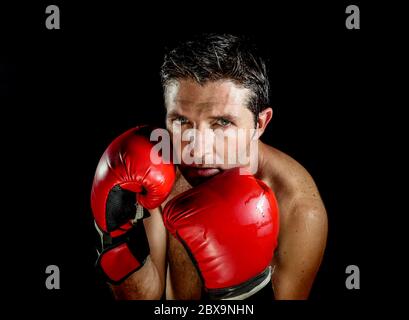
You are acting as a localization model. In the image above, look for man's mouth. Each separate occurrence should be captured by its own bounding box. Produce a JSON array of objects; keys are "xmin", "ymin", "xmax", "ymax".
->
[
  {"xmin": 190, "ymin": 167, "xmax": 221, "ymax": 177},
  {"xmin": 178, "ymin": 165, "xmax": 223, "ymax": 186}
]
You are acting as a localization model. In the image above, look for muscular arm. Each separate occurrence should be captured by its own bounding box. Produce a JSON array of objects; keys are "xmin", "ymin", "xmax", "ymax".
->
[
  {"xmin": 110, "ymin": 170, "xmax": 190, "ymax": 300},
  {"xmin": 272, "ymin": 200, "xmax": 328, "ymax": 299},
  {"xmin": 110, "ymin": 208, "xmax": 167, "ymax": 300},
  {"xmin": 258, "ymin": 144, "xmax": 328, "ymax": 299}
]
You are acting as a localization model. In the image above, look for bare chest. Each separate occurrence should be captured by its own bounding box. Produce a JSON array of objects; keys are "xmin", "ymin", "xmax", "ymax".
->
[{"xmin": 166, "ymin": 233, "xmax": 202, "ymax": 300}]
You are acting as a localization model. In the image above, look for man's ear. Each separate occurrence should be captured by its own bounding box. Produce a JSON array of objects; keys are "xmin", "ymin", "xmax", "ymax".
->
[{"xmin": 256, "ymin": 107, "xmax": 273, "ymax": 138}]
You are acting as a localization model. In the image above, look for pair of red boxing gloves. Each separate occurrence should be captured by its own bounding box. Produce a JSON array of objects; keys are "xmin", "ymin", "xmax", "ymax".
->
[{"xmin": 91, "ymin": 126, "xmax": 279, "ymax": 299}]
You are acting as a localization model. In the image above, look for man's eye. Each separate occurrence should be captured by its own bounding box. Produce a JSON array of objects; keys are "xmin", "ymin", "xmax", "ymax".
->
[
  {"xmin": 174, "ymin": 116, "xmax": 189, "ymax": 125},
  {"xmin": 216, "ymin": 118, "xmax": 232, "ymax": 127}
]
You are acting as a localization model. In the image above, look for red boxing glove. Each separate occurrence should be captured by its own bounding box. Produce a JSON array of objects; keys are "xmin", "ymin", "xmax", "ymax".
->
[
  {"xmin": 163, "ymin": 168, "xmax": 279, "ymax": 299},
  {"xmin": 91, "ymin": 126, "xmax": 175, "ymax": 284}
]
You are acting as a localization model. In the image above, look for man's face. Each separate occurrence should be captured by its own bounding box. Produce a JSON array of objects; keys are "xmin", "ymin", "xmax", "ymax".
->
[{"xmin": 165, "ymin": 79, "xmax": 258, "ymax": 186}]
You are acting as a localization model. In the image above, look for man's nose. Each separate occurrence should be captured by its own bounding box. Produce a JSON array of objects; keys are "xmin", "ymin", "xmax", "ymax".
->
[{"xmin": 190, "ymin": 128, "xmax": 215, "ymax": 163}]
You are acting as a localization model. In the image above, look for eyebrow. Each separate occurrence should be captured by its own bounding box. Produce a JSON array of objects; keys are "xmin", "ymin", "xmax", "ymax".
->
[
  {"xmin": 166, "ymin": 110, "xmax": 183, "ymax": 119},
  {"xmin": 209, "ymin": 114, "xmax": 240, "ymax": 122},
  {"xmin": 166, "ymin": 111, "xmax": 239, "ymax": 122}
]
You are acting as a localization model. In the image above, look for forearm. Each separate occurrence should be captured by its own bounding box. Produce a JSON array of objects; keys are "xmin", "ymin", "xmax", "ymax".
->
[
  {"xmin": 273, "ymin": 281, "xmax": 310, "ymax": 300},
  {"xmin": 272, "ymin": 265, "xmax": 315, "ymax": 300},
  {"xmin": 110, "ymin": 256, "xmax": 164, "ymax": 300}
]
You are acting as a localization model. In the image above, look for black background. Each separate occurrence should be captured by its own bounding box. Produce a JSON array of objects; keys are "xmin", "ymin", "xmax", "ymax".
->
[{"xmin": 1, "ymin": 0, "xmax": 397, "ymax": 314}]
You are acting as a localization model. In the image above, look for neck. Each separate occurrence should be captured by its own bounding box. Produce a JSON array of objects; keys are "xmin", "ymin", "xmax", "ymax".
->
[{"xmin": 254, "ymin": 140, "xmax": 267, "ymax": 179}]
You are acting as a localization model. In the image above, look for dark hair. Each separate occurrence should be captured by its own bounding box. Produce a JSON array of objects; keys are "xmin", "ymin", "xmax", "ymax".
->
[{"xmin": 160, "ymin": 33, "xmax": 270, "ymax": 125}]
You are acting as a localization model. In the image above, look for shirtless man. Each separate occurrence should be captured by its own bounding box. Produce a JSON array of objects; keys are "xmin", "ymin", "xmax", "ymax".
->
[{"xmin": 91, "ymin": 34, "xmax": 328, "ymax": 300}]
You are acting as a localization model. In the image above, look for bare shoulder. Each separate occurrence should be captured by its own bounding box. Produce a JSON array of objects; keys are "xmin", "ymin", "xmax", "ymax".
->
[
  {"xmin": 260, "ymin": 143, "xmax": 327, "ymax": 299},
  {"xmin": 258, "ymin": 142, "xmax": 327, "ymax": 223}
]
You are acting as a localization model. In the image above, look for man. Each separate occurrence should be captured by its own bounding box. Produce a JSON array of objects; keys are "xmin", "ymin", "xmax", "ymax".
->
[{"xmin": 91, "ymin": 34, "xmax": 328, "ymax": 300}]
